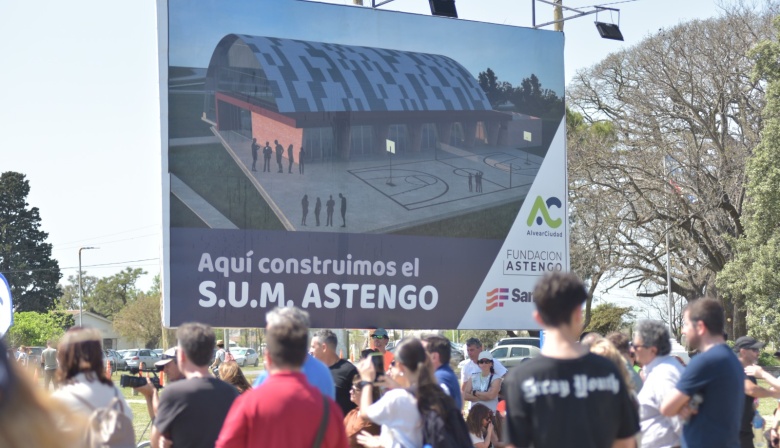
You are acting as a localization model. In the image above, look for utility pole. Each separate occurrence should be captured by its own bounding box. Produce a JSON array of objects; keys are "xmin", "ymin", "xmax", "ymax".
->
[
  {"xmin": 78, "ymin": 246, "xmax": 98, "ymax": 327},
  {"xmin": 554, "ymin": 0, "xmax": 563, "ymax": 31}
]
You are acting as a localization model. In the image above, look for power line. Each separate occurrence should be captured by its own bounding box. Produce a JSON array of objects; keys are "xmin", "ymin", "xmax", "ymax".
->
[{"xmin": 0, "ymin": 257, "xmax": 160, "ymax": 275}]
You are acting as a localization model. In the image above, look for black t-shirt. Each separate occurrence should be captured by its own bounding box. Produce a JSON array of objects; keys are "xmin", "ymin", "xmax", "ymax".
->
[
  {"xmin": 330, "ymin": 359, "xmax": 358, "ymax": 416},
  {"xmin": 504, "ymin": 353, "xmax": 639, "ymax": 448},
  {"xmin": 155, "ymin": 377, "xmax": 239, "ymax": 448},
  {"xmin": 741, "ymin": 376, "xmax": 757, "ymax": 437}
]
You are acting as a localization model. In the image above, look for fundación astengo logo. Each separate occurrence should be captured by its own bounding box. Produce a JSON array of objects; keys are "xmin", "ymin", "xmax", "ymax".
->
[
  {"xmin": 486, "ymin": 288, "xmax": 509, "ymax": 311},
  {"xmin": 526, "ymin": 196, "xmax": 563, "ymax": 228}
]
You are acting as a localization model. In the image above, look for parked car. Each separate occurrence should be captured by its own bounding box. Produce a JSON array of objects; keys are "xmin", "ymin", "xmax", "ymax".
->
[
  {"xmin": 26, "ymin": 347, "xmax": 45, "ymax": 368},
  {"xmin": 103, "ymin": 349, "xmax": 126, "ymax": 371},
  {"xmin": 494, "ymin": 337, "xmax": 541, "ymax": 348},
  {"xmin": 123, "ymin": 349, "xmax": 159, "ymax": 369},
  {"xmin": 153, "ymin": 349, "xmax": 164, "ymax": 357},
  {"xmin": 490, "ymin": 344, "xmax": 540, "ymax": 368},
  {"xmin": 232, "ymin": 348, "xmax": 260, "ymax": 367}
]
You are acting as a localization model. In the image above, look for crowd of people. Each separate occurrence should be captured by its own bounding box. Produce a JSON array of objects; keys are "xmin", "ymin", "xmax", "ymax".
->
[{"xmin": 1, "ymin": 271, "xmax": 778, "ymax": 448}]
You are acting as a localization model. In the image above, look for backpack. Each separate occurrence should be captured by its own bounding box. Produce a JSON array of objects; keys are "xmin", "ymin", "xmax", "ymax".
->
[
  {"xmin": 224, "ymin": 350, "xmax": 236, "ymax": 363},
  {"xmin": 73, "ymin": 388, "xmax": 136, "ymax": 448},
  {"xmin": 412, "ymin": 387, "xmax": 472, "ymax": 448}
]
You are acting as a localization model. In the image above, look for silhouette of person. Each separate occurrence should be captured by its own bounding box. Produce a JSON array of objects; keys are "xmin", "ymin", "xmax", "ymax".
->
[
  {"xmin": 476, "ymin": 171, "xmax": 483, "ymax": 192},
  {"xmin": 314, "ymin": 197, "xmax": 322, "ymax": 226},
  {"xmin": 468, "ymin": 172, "xmax": 473, "ymax": 192},
  {"xmin": 275, "ymin": 140, "xmax": 284, "ymax": 173},
  {"xmin": 301, "ymin": 194, "xmax": 309, "ymax": 226},
  {"xmin": 326, "ymin": 195, "xmax": 335, "ymax": 226},
  {"xmin": 262, "ymin": 141, "xmax": 272, "ymax": 172},
  {"xmin": 251, "ymin": 138, "xmax": 259, "ymax": 172},
  {"xmin": 339, "ymin": 193, "xmax": 347, "ymax": 227},
  {"xmin": 299, "ymin": 147, "xmax": 305, "ymax": 174},
  {"xmin": 287, "ymin": 144, "xmax": 294, "ymax": 173}
]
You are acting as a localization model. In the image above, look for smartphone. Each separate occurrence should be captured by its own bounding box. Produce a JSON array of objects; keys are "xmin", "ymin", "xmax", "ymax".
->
[{"xmin": 370, "ymin": 352, "xmax": 384, "ymax": 380}]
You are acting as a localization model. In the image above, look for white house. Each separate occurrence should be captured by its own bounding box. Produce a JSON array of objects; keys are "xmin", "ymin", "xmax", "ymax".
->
[{"xmin": 64, "ymin": 310, "xmax": 134, "ymax": 350}]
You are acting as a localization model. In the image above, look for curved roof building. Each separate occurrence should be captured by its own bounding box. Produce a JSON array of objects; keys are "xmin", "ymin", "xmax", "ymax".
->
[{"xmin": 204, "ymin": 34, "xmax": 510, "ymax": 158}]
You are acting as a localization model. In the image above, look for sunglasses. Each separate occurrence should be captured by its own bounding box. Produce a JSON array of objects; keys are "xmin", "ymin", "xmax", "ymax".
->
[{"xmin": 478, "ymin": 359, "xmax": 492, "ymax": 364}]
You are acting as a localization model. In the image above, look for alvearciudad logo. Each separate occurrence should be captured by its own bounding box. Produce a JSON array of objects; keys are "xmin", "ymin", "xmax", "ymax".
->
[{"xmin": 527, "ymin": 196, "xmax": 562, "ymax": 228}]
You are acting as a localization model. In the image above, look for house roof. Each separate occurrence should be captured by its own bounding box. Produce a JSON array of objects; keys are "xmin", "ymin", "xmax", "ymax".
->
[{"xmin": 206, "ymin": 34, "xmax": 492, "ymax": 114}]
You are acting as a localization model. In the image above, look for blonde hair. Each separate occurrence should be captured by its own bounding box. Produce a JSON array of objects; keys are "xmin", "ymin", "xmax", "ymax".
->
[
  {"xmin": 589, "ymin": 339, "xmax": 634, "ymax": 391},
  {"xmin": 0, "ymin": 362, "xmax": 83, "ymax": 448},
  {"xmin": 219, "ymin": 361, "xmax": 252, "ymax": 394}
]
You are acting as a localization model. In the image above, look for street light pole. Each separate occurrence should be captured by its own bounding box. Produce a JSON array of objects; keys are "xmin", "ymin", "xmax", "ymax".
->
[{"xmin": 78, "ymin": 247, "xmax": 98, "ymax": 327}]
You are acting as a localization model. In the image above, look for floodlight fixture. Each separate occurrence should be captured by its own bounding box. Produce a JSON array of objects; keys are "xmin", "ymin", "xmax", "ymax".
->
[{"xmin": 595, "ymin": 21, "xmax": 624, "ymax": 41}]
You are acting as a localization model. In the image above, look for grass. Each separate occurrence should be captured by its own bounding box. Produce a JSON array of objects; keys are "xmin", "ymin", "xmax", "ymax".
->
[
  {"xmin": 168, "ymin": 92, "xmax": 213, "ymax": 139},
  {"xmin": 392, "ymin": 199, "xmax": 524, "ymax": 239},
  {"xmin": 168, "ymin": 144, "xmax": 286, "ymax": 230}
]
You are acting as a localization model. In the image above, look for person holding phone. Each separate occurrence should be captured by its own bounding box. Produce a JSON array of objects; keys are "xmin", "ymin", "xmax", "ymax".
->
[{"xmin": 355, "ymin": 338, "xmax": 426, "ymax": 448}]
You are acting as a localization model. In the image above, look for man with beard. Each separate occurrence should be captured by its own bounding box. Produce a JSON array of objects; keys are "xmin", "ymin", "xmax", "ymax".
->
[{"xmin": 661, "ymin": 298, "xmax": 744, "ymax": 448}]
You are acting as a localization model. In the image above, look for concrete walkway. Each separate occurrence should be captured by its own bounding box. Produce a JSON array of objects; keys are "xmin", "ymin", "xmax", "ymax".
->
[{"xmin": 170, "ymin": 174, "xmax": 238, "ymax": 229}]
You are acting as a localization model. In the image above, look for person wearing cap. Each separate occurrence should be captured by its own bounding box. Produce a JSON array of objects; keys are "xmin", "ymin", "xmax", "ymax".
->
[
  {"xmin": 504, "ymin": 272, "xmax": 639, "ymax": 448},
  {"xmin": 744, "ymin": 351, "xmax": 780, "ymax": 415},
  {"xmin": 152, "ymin": 323, "xmax": 239, "ymax": 448},
  {"xmin": 461, "ymin": 338, "xmax": 507, "ymax": 400},
  {"xmin": 463, "ymin": 350, "xmax": 502, "ymax": 412},
  {"xmin": 661, "ymin": 298, "xmax": 744, "ymax": 448},
  {"xmin": 134, "ymin": 347, "xmax": 185, "ymax": 419},
  {"xmin": 733, "ymin": 336, "xmax": 780, "ymax": 448},
  {"xmin": 211, "ymin": 339, "xmax": 227, "ymax": 373},
  {"xmin": 370, "ymin": 328, "xmax": 394, "ymax": 373}
]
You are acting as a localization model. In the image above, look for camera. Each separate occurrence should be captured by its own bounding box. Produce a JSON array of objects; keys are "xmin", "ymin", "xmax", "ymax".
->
[{"xmin": 120, "ymin": 367, "xmax": 162, "ymax": 389}]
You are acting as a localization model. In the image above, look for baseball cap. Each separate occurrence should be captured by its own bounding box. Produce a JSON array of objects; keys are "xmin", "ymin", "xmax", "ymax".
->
[
  {"xmin": 477, "ymin": 351, "xmax": 493, "ymax": 361},
  {"xmin": 733, "ymin": 336, "xmax": 765, "ymax": 352},
  {"xmin": 155, "ymin": 347, "xmax": 177, "ymax": 368},
  {"xmin": 371, "ymin": 328, "xmax": 389, "ymax": 338}
]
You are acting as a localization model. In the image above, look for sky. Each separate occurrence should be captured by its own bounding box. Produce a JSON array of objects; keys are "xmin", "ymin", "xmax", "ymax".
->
[{"xmin": 1, "ymin": 0, "xmax": 730, "ymax": 307}]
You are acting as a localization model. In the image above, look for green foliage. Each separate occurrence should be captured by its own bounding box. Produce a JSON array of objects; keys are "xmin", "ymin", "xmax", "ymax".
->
[
  {"xmin": 0, "ymin": 172, "xmax": 62, "ymax": 312},
  {"xmin": 584, "ymin": 303, "xmax": 634, "ymax": 335},
  {"xmin": 456, "ymin": 330, "xmax": 506, "ymax": 349},
  {"xmin": 759, "ymin": 350, "xmax": 780, "ymax": 367},
  {"xmin": 6, "ymin": 311, "xmax": 74, "ymax": 347},
  {"xmin": 56, "ymin": 272, "xmax": 98, "ymax": 310},
  {"xmin": 86, "ymin": 267, "xmax": 146, "ymax": 318},
  {"xmin": 113, "ymin": 292, "xmax": 161, "ymax": 349},
  {"xmin": 719, "ymin": 16, "xmax": 780, "ymax": 342},
  {"xmin": 477, "ymin": 69, "xmax": 564, "ymax": 121}
]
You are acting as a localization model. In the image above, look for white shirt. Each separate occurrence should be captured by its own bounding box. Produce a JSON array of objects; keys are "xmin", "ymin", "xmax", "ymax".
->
[
  {"xmin": 637, "ymin": 355, "xmax": 684, "ymax": 448},
  {"xmin": 365, "ymin": 388, "xmax": 422, "ymax": 448},
  {"xmin": 460, "ymin": 358, "xmax": 507, "ymax": 384},
  {"xmin": 469, "ymin": 372, "xmax": 500, "ymax": 411},
  {"xmin": 53, "ymin": 372, "xmax": 133, "ymax": 421}
]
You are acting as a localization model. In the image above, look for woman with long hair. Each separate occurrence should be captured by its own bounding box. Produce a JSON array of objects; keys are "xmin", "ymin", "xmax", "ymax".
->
[
  {"xmin": 466, "ymin": 403, "xmax": 498, "ymax": 448},
  {"xmin": 343, "ymin": 375, "xmax": 381, "ymax": 448},
  {"xmin": 219, "ymin": 360, "xmax": 252, "ymax": 394},
  {"xmin": 589, "ymin": 339, "xmax": 635, "ymax": 394},
  {"xmin": 51, "ymin": 327, "xmax": 133, "ymax": 420},
  {"xmin": 356, "ymin": 337, "xmax": 469, "ymax": 448},
  {"xmin": 0, "ymin": 340, "xmax": 82, "ymax": 448}
]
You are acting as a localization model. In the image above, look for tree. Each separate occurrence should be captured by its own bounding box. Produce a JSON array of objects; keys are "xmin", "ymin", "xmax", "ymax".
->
[
  {"xmin": 86, "ymin": 267, "xmax": 146, "ymax": 318},
  {"xmin": 567, "ymin": 7, "xmax": 775, "ymax": 337},
  {"xmin": 584, "ymin": 303, "xmax": 634, "ymax": 336},
  {"xmin": 56, "ymin": 271, "xmax": 98, "ymax": 310},
  {"xmin": 0, "ymin": 172, "xmax": 61, "ymax": 312},
  {"xmin": 113, "ymin": 291, "xmax": 161, "ymax": 349},
  {"xmin": 718, "ymin": 16, "xmax": 780, "ymax": 342},
  {"xmin": 6, "ymin": 311, "xmax": 74, "ymax": 347}
]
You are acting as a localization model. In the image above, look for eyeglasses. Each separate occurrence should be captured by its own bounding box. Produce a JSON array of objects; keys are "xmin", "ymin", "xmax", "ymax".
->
[
  {"xmin": 351, "ymin": 385, "xmax": 362, "ymax": 392},
  {"xmin": 631, "ymin": 343, "xmax": 646, "ymax": 349},
  {"xmin": 478, "ymin": 359, "xmax": 492, "ymax": 364}
]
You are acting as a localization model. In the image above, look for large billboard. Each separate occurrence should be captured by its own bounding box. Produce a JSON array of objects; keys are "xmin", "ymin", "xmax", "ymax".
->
[{"xmin": 159, "ymin": 0, "xmax": 567, "ymax": 329}]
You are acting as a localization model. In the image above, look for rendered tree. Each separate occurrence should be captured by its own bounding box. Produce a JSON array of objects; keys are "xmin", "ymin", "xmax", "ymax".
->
[
  {"xmin": 0, "ymin": 172, "xmax": 61, "ymax": 312},
  {"xmin": 567, "ymin": 7, "xmax": 775, "ymax": 337},
  {"xmin": 718, "ymin": 16, "xmax": 780, "ymax": 342}
]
